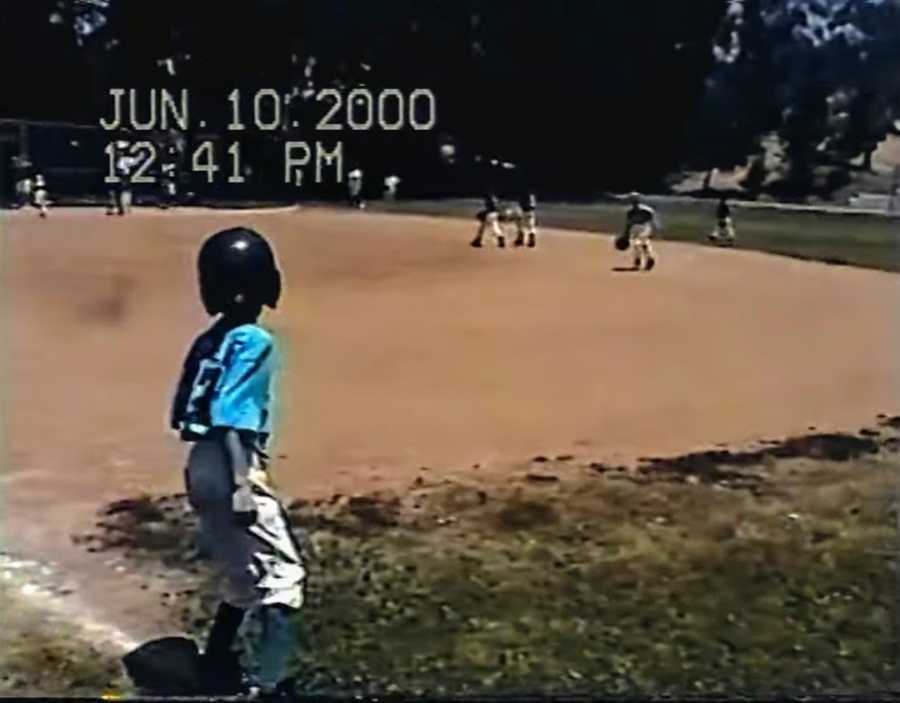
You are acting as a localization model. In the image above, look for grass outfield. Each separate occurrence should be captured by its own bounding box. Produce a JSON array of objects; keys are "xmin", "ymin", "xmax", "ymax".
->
[
  {"xmin": 75, "ymin": 423, "xmax": 900, "ymax": 697},
  {"xmin": 371, "ymin": 199, "xmax": 900, "ymax": 273}
]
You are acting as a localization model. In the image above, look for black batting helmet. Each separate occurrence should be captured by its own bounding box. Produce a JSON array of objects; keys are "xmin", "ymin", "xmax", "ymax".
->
[{"xmin": 197, "ymin": 227, "xmax": 282, "ymax": 315}]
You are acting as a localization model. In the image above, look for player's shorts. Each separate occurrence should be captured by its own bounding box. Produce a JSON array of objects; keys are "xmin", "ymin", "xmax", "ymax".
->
[
  {"xmin": 498, "ymin": 207, "xmax": 518, "ymax": 224},
  {"xmin": 628, "ymin": 223, "xmax": 653, "ymax": 245},
  {"xmin": 184, "ymin": 440, "xmax": 306, "ymax": 611},
  {"xmin": 520, "ymin": 210, "xmax": 537, "ymax": 231}
]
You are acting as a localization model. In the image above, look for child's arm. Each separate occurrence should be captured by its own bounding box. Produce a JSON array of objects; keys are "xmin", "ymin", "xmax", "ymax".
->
[{"xmin": 223, "ymin": 428, "xmax": 256, "ymax": 525}]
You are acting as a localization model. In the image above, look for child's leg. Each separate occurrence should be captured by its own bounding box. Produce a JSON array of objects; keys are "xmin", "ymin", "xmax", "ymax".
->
[
  {"xmin": 631, "ymin": 226, "xmax": 654, "ymax": 269},
  {"xmin": 514, "ymin": 225, "xmax": 525, "ymax": 246},
  {"xmin": 630, "ymin": 230, "xmax": 644, "ymax": 269},
  {"xmin": 642, "ymin": 237, "xmax": 656, "ymax": 270},
  {"xmin": 514, "ymin": 214, "xmax": 525, "ymax": 246},
  {"xmin": 199, "ymin": 601, "xmax": 247, "ymax": 693},
  {"xmin": 204, "ymin": 602, "xmax": 245, "ymax": 659},
  {"xmin": 471, "ymin": 217, "xmax": 487, "ymax": 246},
  {"xmin": 725, "ymin": 218, "xmax": 736, "ymax": 242},
  {"xmin": 186, "ymin": 442, "xmax": 305, "ymax": 693},
  {"xmin": 255, "ymin": 605, "xmax": 296, "ymax": 692},
  {"xmin": 526, "ymin": 213, "xmax": 537, "ymax": 247},
  {"xmin": 490, "ymin": 213, "xmax": 505, "ymax": 247},
  {"xmin": 35, "ymin": 192, "xmax": 48, "ymax": 217}
]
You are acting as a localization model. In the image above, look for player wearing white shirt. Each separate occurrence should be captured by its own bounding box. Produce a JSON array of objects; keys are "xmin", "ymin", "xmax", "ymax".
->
[{"xmin": 621, "ymin": 192, "xmax": 660, "ymax": 271}]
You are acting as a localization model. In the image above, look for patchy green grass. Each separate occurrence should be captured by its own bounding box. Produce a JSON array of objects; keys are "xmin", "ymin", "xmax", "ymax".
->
[
  {"xmin": 0, "ymin": 582, "xmax": 125, "ymax": 696},
  {"xmin": 372, "ymin": 199, "xmax": 900, "ymax": 273},
  {"xmin": 78, "ymin": 423, "xmax": 900, "ymax": 697}
]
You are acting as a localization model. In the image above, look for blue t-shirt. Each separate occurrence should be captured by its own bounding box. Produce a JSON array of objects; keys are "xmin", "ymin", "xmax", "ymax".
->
[{"xmin": 171, "ymin": 321, "xmax": 277, "ymax": 441}]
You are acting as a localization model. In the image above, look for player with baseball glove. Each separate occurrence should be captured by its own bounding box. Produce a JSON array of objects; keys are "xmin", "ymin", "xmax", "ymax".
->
[{"xmin": 618, "ymin": 192, "xmax": 660, "ymax": 270}]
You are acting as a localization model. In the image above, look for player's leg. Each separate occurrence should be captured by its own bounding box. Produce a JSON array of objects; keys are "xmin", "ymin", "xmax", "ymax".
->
[
  {"xmin": 471, "ymin": 214, "xmax": 486, "ymax": 247},
  {"xmin": 198, "ymin": 602, "xmax": 246, "ymax": 693},
  {"xmin": 34, "ymin": 190, "xmax": 48, "ymax": 217},
  {"xmin": 629, "ymin": 228, "xmax": 644, "ymax": 269},
  {"xmin": 121, "ymin": 187, "xmax": 132, "ymax": 214},
  {"xmin": 239, "ymin": 473, "xmax": 305, "ymax": 696},
  {"xmin": 185, "ymin": 443, "xmax": 255, "ymax": 693},
  {"xmin": 526, "ymin": 212, "xmax": 537, "ymax": 248},
  {"xmin": 514, "ymin": 223, "xmax": 525, "ymax": 247},
  {"xmin": 644, "ymin": 242, "xmax": 656, "ymax": 270},
  {"xmin": 513, "ymin": 212, "xmax": 526, "ymax": 247},
  {"xmin": 634, "ymin": 226, "xmax": 655, "ymax": 270},
  {"xmin": 725, "ymin": 217, "xmax": 736, "ymax": 243},
  {"xmin": 255, "ymin": 605, "xmax": 296, "ymax": 695},
  {"xmin": 642, "ymin": 231, "xmax": 657, "ymax": 271},
  {"xmin": 491, "ymin": 213, "xmax": 506, "ymax": 248},
  {"xmin": 187, "ymin": 445, "xmax": 305, "ymax": 695}
]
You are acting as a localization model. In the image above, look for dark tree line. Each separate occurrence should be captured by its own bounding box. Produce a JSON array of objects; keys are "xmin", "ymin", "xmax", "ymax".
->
[
  {"xmin": 10, "ymin": 1, "xmax": 898, "ymax": 200},
  {"xmin": 683, "ymin": 0, "xmax": 900, "ymax": 198},
  {"xmin": 1, "ymin": 0, "xmax": 730, "ymax": 198},
  {"xmin": 8, "ymin": 0, "xmax": 900, "ymax": 195}
]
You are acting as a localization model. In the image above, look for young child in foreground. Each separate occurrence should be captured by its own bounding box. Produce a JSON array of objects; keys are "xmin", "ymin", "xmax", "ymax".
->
[{"xmin": 170, "ymin": 227, "xmax": 306, "ymax": 700}]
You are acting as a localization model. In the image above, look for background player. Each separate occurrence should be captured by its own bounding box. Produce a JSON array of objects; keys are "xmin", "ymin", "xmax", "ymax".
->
[
  {"xmin": 32, "ymin": 173, "xmax": 49, "ymax": 217},
  {"xmin": 709, "ymin": 196, "xmax": 737, "ymax": 245},
  {"xmin": 170, "ymin": 228, "xmax": 306, "ymax": 698},
  {"xmin": 513, "ymin": 192, "xmax": 538, "ymax": 248},
  {"xmin": 108, "ymin": 142, "xmax": 136, "ymax": 216},
  {"xmin": 618, "ymin": 192, "xmax": 660, "ymax": 271},
  {"xmin": 14, "ymin": 160, "xmax": 33, "ymax": 210},
  {"xmin": 471, "ymin": 193, "xmax": 506, "ymax": 248},
  {"xmin": 160, "ymin": 145, "xmax": 179, "ymax": 209},
  {"xmin": 383, "ymin": 174, "xmax": 400, "ymax": 201},
  {"xmin": 348, "ymin": 167, "xmax": 365, "ymax": 209}
]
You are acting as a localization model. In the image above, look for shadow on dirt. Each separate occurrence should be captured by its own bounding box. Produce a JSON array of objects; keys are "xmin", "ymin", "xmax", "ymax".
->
[{"xmin": 79, "ymin": 274, "xmax": 134, "ymax": 325}]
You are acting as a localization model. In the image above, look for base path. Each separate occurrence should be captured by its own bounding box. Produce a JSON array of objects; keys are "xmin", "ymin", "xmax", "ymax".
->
[{"xmin": 3, "ymin": 205, "xmax": 900, "ymax": 573}]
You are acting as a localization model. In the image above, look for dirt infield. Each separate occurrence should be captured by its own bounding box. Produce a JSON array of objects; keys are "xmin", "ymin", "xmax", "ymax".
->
[{"xmin": 3, "ymin": 205, "xmax": 900, "ymax": 642}]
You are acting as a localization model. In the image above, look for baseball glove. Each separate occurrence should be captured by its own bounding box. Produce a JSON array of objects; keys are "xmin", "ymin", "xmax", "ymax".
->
[{"xmin": 614, "ymin": 234, "xmax": 630, "ymax": 251}]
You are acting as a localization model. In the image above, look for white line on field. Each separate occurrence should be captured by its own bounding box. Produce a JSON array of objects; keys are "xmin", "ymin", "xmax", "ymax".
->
[{"xmin": 1, "ymin": 550, "xmax": 140, "ymax": 654}]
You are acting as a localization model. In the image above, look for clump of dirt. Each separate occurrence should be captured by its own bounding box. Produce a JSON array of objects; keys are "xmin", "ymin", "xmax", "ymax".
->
[
  {"xmin": 494, "ymin": 496, "xmax": 559, "ymax": 531},
  {"xmin": 638, "ymin": 432, "xmax": 882, "ymax": 488},
  {"xmin": 346, "ymin": 494, "xmax": 401, "ymax": 528},
  {"xmin": 74, "ymin": 494, "xmax": 197, "ymax": 564},
  {"xmin": 879, "ymin": 415, "xmax": 900, "ymax": 430}
]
